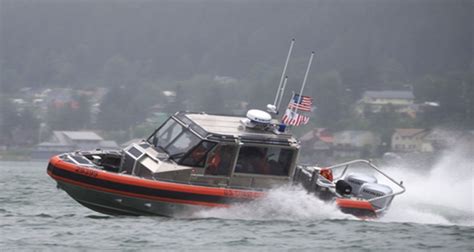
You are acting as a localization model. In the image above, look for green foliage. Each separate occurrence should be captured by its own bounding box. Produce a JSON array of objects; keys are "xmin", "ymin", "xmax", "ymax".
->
[
  {"xmin": 413, "ymin": 72, "xmax": 473, "ymax": 128},
  {"xmin": 102, "ymin": 55, "xmax": 139, "ymax": 88},
  {"xmin": 376, "ymin": 58, "xmax": 408, "ymax": 88},
  {"xmin": 97, "ymin": 85, "xmax": 158, "ymax": 130},
  {"xmin": 0, "ymin": 99, "xmax": 40, "ymax": 146},
  {"xmin": 47, "ymin": 93, "xmax": 91, "ymax": 130},
  {"xmin": 3, "ymin": 1, "xmax": 471, "ymax": 92},
  {"xmin": 1, "ymin": 0, "xmax": 472, "ymax": 144},
  {"xmin": 310, "ymin": 70, "xmax": 348, "ymax": 128}
]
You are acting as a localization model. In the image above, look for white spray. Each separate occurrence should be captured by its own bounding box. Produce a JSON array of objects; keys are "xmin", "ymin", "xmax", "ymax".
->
[
  {"xmin": 194, "ymin": 185, "xmax": 354, "ymax": 221},
  {"xmin": 380, "ymin": 143, "xmax": 473, "ymax": 226}
]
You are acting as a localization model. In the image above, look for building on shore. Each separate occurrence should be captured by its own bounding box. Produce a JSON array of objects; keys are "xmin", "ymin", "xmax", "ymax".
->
[
  {"xmin": 33, "ymin": 131, "xmax": 118, "ymax": 159},
  {"xmin": 391, "ymin": 128, "xmax": 430, "ymax": 153},
  {"xmin": 355, "ymin": 90, "xmax": 417, "ymax": 117}
]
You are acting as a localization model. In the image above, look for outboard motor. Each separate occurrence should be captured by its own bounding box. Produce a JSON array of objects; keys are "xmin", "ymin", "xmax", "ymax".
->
[
  {"xmin": 335, "ymin": 180, "xmax": 352, "ymax": 196},
  {"xmin": 358, "ymin": 183, "xmax": 394, "ymax": 209},
  {"xmin": 344, "ymin": 173, "xmax": 377, "ymax": 195}
]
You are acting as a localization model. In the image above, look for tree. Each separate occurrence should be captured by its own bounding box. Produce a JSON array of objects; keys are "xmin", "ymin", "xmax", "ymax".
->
[
  {"xmin": 102, "ymin": 55, "xmax": 137, "ymax": 87},
  {"xmin": 0, "ymin": 99, "xmax": 19, "ymax": 145},
  {"xmin": 368, "ymin": 104, "xmax": 398, "ymax": 154},
  {"xmin": 97, "ymin": 86, "xmax": 156, "ymax": 131},
  {"xmin": 14, "ymin": 107, "xmax": 40, "ymax": 146},
  {"xmin": 46, "ymin": 94, "xmax": 91, "ymax": 130},
  {"xmin": 376, "ymin": 57, "xmax": 408, "ymax": 89},
  {"xmin": 311, "ymin": 71, "xmax": 347, "ymax": 128},
  {"xmin": 414, "ymin": 73, "xmax": 472, "ymax": 128},
  {"xmin": 0, "ymin": 99, "xmax": 40, "ymax": 146}
]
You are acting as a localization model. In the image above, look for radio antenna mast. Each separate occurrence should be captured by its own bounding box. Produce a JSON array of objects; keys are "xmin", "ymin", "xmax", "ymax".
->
[
  {"xmin": 267, "ymin": 39, "xmax": 295, "ymax": 114},
  {"xmin": 293, "ymin": 51, "xmax": 314, "ymax": 115}
]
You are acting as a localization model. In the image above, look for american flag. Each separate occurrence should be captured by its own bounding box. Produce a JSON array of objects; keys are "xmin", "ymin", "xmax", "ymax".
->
[
  {"xmin": 281, "ymin": 108, "xmax": 309, "ymax": 126},
  {"xmin": 288, "ymin": 93, "xmax": 313, "ymax": 112}
]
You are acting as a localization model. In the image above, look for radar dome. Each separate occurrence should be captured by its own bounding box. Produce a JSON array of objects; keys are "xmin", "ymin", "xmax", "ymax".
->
[
  {"xmin": 240, "ymin": 109, "xmax": 272, "ymax": 129},
  {"xmin": 246, "ymin": 109, "xmax": 272, "ymax": 124}
]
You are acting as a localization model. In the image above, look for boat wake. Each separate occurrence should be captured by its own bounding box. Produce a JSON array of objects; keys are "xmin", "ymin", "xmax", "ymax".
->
[
  {"xmin": 195, "ymin": 145, "xmax": 473, "ymax": 226},
  {"xmin": 193, "ymin": 185, "xmax": 354, "ymax": 221},
  {"xmin": 379, "ymin": 144, "xmax": 473, "ymax": 226}
]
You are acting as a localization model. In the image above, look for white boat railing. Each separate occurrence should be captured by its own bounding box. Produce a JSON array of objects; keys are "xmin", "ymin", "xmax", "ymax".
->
[{"xmin": 300, "ymin": 159, "xmax": 406, "ymax": 213}]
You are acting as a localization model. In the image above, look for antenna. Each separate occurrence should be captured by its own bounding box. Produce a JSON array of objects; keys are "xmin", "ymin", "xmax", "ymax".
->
[
  {"xmin": 293, "ymin": 51, "xmax": 314, "ymax": 115},
  {"xmin": 275, "ymin": 76, "xmax": 288, "ymax": 113},
  {"xmin": 268, "ymin": 39, "xmax": 295, "ymax": 114},
  {"xmin": 280, "ymin": 51, "xmax": 314, "ymax": 132}
]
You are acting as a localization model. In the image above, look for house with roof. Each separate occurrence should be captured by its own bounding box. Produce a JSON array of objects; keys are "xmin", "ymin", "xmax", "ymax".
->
[
  {"xmin": 33, "ymin": 131, "xmax": 118, "ymax": 159},
  {"xmin": 391, "ymin": 128, "xmax": 429, "ymax": 153},
  {"xmin": 356, "ymin": 90, "xmax": 416, "ymax": 116},
  {"xmin": 299, "ymin": 128, "xmax": 334, "ymax": 164}
]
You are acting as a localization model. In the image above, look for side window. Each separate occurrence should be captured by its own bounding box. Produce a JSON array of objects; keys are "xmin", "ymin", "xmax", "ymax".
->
[
  {"xmin": 235, "ymin": 146, "xmax": 294, "ymax": 176},
  {"xmin": 180, "ymin": 141, "xmax": 216, "ymax": 167},
  {"xmin": 273, "ymin": 148, "xmax": 294, "ymax": 176},
  {"xmin": 205, "ymin": 145, "xmax": 237, "ymax": 176},
  {"xmin": 235, "ymin": 146, "xmax": 268, "ymax": 174}
]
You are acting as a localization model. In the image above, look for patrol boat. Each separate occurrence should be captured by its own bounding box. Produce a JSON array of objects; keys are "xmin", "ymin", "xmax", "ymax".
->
[{"xmin": 47, "ymin": 109, "xmax": 405, "ymax": 218}]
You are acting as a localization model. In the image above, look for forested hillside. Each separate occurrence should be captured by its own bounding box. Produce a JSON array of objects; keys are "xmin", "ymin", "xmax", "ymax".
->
[{"xmin": 1, "ymin": 0, "xmax": 473, "ymax": 132}]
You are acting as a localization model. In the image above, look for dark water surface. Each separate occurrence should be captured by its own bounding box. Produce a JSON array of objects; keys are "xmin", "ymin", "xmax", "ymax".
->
[{"xmin": 1, "ymin": 161, "xmax": 472, "ymax": 251}]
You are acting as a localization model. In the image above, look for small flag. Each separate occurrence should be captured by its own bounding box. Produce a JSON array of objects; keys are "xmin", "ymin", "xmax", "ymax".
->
[
  {"xmin": 281, "ymin": 108, "xmax": 309, "ymax": 126},
  {"xmin": 288, "ymin": 94, "xmax": 313, "ymax": 112}
]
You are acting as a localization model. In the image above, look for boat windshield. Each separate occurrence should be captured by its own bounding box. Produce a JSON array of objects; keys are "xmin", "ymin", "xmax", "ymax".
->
[{"xmin": 149, "ymin": 119, "xmax": 201, "ymax": 161}]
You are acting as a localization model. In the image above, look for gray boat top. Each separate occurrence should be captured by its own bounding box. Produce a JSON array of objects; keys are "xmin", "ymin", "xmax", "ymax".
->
[{"xmin": 174, "ymin": 111, "xmax": 298, "ymax": 147}]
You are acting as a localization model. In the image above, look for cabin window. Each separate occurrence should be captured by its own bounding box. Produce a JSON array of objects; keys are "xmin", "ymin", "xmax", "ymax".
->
[
  {"xmin": 151, "ymin": 119, "xmax": 183, "ymax": 150},
  {"xmin": 166, "ymin": 130, "xmax": 201, "ymax": 159},
  {"xmin": 234, "ymin": 146, "xmax": 294, "ymax": 176},
  {"xmin": 204, "ymin": 145, "xmax": 237, "ymax": 176},
  {"xmin": 149, "ymin": 119, "xmax": 203, "ymax": 161},
  {"xmin": 180, "ymin": 141, "xmax": 217, "ymax": 167}
]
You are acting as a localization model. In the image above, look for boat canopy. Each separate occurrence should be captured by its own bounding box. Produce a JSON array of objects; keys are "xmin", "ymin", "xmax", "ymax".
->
[{"xmin": 173, "ymin": 111, "xmax": 299, "ymax": 146}]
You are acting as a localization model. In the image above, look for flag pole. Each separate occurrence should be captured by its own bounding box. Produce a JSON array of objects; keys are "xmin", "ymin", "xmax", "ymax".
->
[
  {"xmin": 294, "ymin": 51, "xmax": 314, "ymax": 116},
  {"xmin": 287, "ymin": 91, "xmax": 298, "ymax": 130},
  {"xmin": 273, "ymin": 39, "xmax": 295, "ymax": 109}
]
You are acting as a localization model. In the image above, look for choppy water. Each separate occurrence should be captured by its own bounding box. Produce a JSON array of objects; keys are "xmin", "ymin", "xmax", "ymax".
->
[{"xmin": 1, "ymin": 147, "xmax": 473, "ymax": 251}]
